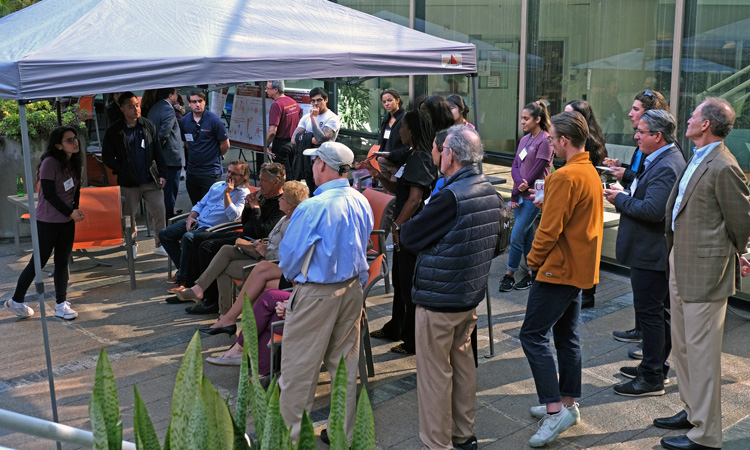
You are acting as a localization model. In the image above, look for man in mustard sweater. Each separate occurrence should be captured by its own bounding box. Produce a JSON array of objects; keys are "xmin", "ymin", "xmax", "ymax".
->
[{"xmin": 519, "ymin": 111, "xmax": 604, "ymax": 448}]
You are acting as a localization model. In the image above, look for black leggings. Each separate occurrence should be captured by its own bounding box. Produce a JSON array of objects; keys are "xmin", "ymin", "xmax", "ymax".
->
[{"xmin": 13, "ymin": 220, "xmax": 75, "ymax": 304}]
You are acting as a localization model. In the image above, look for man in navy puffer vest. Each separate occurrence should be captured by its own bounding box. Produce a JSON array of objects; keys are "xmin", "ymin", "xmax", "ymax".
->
[{"xmin": 401, "ymin": 125, "xmax": 500, "ymax": 450}]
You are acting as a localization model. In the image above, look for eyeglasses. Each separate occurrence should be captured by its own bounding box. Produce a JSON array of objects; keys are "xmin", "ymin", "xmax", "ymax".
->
[
  {"xmin": 635, "ymin": 128, "xmax": 657, "ymax": 136},
  {"xmin": 62, "ymin": 137, "xmax": 77, "ymax": 145},
  {"xmin": 310, "ymin": 155, "xmax": 318, "ymax": 161},
  {"xmin": 643, "ymin": 89, "xmax": 654, "ymax": 98},
  {"xmin": 310, "ymin": 98, "xmax": 324, "ymax": 104},
  {"xmin": 546, "ymin": 135, "xmax": 560, "ymax": 143},
  {"xmin": 227, "ymin": 170, "xmax": 242, "ymax": 177}
]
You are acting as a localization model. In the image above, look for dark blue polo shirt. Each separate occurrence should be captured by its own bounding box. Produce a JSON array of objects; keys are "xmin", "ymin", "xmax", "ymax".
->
[{"xmin": 179, "ymin": 110, "xmax": 227, "ymax": 176}]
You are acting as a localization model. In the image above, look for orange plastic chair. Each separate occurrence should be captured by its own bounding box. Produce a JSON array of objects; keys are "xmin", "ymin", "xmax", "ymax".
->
[
  {"xmin": 78, "ymin": 95, "xmax": 102, "ymax": 149},
  {"xmin": 86, "ymin": 152, "xmax": 117, "ymax": 186},
  {"xmin": 361, "ymin": 187, "xmax": 395, "ymax": 294},
  {"xmin": 73, "ymin": 186, "xmax": 136, "ymax": 288}
]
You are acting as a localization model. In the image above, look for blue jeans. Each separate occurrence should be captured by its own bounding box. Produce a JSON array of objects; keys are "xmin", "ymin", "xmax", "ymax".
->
[
  {"xmin": 520, "ymin": 281, "xmax": 582, "ymax": 404},
  {"xmin": 163, "ymin": 166, "xmax": 182, "ymax": 220},
  {"xmin": 157, "ymin": 220, "xmax": 208, "ymax": 281},
  {"xmin": 506, "ymin": 199, "xmax": 538, "ymax": 272}
]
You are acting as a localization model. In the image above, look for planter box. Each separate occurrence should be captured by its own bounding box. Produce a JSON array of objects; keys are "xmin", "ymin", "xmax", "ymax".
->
[{"xmin": 0, "ymin": 137, "xmax": 45, "ymax": 239}]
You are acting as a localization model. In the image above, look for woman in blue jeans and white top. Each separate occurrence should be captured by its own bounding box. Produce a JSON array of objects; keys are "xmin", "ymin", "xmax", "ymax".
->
[
  {"xmin": 4, "ymin": 126, "xmax": 85, "ymax": 320},
  {"xmin": 499, "ymin": 101, "xmax": 553, "ymax": 292}
]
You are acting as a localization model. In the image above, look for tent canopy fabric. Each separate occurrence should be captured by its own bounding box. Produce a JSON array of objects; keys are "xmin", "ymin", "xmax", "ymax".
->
[{"xmin": 0, "ymin": 0, "xmax": 476, "ymax": 100}]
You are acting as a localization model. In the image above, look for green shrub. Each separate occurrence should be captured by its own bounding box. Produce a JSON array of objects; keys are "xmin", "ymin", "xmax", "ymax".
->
[
  {"xmin": 88, "ymin": 294, "xmax": 375, "ymax": 449},
  {"xmin": 0, "ymin": 99, "xmax": 87, "ymax": 144}
]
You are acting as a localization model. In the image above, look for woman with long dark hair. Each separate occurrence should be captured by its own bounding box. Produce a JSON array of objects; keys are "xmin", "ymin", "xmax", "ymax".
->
[
  {"xmin": 367, "ymin": 110, "xmax": 437, "ymax": 354},
  {"xmin": 4, "ymin": 127, "xmax": 85, "ymax": 320},
  {"xmin": 564, "ymin": 100, "xmax": 609, "ymax": 309},
  {"xmin": 499, "ymin": 101, "xmax": 553, "ymax": 293},
  {"xmin": 419, "ymin": 95, "xmax": 455, "ymax": 132},
  {"xmin": 565, "ymin": 100, "xmax": 608, "ymax": 166}
]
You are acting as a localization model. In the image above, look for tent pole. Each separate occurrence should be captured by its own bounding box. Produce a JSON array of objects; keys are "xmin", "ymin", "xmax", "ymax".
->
[
  {"xmin": 471, "ymin": 73, "xmax": 483, "ymax": 173},
  {"xmin": 261, "ymin": 81, "xmax": 268, "ymax": 166},
  {"xmin": 19, "ymin": 101, "xmax": 62, "ymax": 450}
]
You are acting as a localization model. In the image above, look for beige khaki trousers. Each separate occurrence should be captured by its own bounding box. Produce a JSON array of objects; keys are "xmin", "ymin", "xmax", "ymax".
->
[
  {"xmin": 415, "ymin": 305, "xmax": 477, "ymax": 450},
  {"xmin": 669, "ymin": 250, "xmax": 727, "ymax": 448},
  {"xmin": 121, "ymin": 183, "xmax": 165, "ymax": 246},
  {"xmin": 194, "ymin": 244, "xmax": 259, "ymax": 314},
  {"xmin": 279, "ymin": 277, "xmax": 362, "ymax": 444}
]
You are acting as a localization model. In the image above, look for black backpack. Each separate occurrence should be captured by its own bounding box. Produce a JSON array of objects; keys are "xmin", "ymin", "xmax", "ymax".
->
[{"xmin": 493, "ymin": 192, "xmax": 511, "ymax": 257}]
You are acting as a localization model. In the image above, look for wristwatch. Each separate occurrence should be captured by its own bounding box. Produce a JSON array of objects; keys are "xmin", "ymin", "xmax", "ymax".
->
[{"xmin": 394, "ymin": 224, "xmax": 401, "ymax": 231}]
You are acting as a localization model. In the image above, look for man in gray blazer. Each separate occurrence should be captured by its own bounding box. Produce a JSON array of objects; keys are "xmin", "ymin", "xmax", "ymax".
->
[
  {"xmin": 604, "ymin": 110, "xmax": 686, "ymax": 397},
  {"xmin": 656, "ymin": 98, "xmax": 750, "ymax": 450},
  {"xmin": 148, "ymin": 87, "xmax": 184, "ymax": 222}
]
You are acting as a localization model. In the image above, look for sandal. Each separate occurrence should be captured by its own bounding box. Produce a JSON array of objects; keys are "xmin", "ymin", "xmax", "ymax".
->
[{"xmin": 390, "ymin": 343, "xmax": 414, "ymax": 355}]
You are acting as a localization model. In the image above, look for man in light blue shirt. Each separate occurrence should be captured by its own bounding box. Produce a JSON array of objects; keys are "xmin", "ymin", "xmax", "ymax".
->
[
  {"xmin": 158, "ymin": 160, "xmax": 251, "ymax": 291},
  {"xmin": 278, "ymin": 142, "xmax": 373, "ymax": 445}
]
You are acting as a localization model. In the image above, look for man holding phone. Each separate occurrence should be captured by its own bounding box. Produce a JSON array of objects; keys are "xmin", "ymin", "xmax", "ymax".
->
[{"xmin": 604, "ymin": 110, "xmax": 686, "ymax": 397}]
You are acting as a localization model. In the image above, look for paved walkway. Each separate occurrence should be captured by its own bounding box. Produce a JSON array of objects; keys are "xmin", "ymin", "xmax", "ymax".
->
[{"xmin": 1, "ymin": 157, "xmax": 749, "ymax": 449}]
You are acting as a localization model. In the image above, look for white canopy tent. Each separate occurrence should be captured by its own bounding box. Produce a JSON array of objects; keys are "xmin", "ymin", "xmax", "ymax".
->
[
  {"xmin": 0, "ymin": 0, "xmax": 476, "ymax": 443},
  {"xmin": 0, "ymin": 0, "xmax": 476, "ymax": 98}
]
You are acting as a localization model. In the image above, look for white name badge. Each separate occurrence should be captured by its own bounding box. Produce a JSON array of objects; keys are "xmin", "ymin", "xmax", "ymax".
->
[
  {"xmin": 63, "ymin": 177, "xmax": 74, "ymax": 192},
  {"xmin": 185, "ymin": 134, "xmax": 194, "ymax": 142},
  {"xmin": 383, "ymin": 129, "xmax": 391, "ymax": 140},
  {"xmin": 395, "ymin": 165, "xmax": 405, "ymax": 178},
  {"xmin": 141, "ymin": 139, "xmax": 146, "ymax": 149},
  {"xmin": 519, "ymin": 148, "xmax": 528, "ymax": 161}
]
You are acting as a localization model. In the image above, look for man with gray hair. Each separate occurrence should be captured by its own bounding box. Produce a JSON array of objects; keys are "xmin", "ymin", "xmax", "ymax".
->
[
  {"xmin": 400, "ymin": 125, "xmax": 500, "ymax": 450},
  {"xmin": 604, "ymin": 109, "xmax": 686, "ymax": 397},
  {"xmin": 655, "ymin": 98, "xmax": 750, "ymax": 450},
  {"xmin": 264, "ymin": 80, "xmax": 300, "ymax": 178}
]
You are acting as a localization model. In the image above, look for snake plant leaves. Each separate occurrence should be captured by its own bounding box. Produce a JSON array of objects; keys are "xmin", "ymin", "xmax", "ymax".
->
[
  {"xmin": 133, "ymin": 386, "xmax": 161, "ymax": 450},
  {"xmin": 89, "ymin": 348, "xmax": 122, "ymax": 450}
]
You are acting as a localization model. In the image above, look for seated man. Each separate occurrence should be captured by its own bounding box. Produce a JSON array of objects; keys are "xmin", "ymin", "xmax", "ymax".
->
[
  {"xmin": 183, "ymin": 163, "xmax": 286, "ymax": 314},
  {"xmin": 158, "ymin": 160, "xmax": 251, "ymax": 293}
]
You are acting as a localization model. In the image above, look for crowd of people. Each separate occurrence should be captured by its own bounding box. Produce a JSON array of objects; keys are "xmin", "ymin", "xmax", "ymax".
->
[{"xmin": 4, "ymin": 81, "xmax": 749, "ymax": 450}]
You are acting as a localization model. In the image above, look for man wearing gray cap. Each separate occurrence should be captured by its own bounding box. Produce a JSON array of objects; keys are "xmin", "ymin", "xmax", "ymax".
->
[{"xmin": 278, "ymin": 141, "xmax": 374, "ymax": 445}]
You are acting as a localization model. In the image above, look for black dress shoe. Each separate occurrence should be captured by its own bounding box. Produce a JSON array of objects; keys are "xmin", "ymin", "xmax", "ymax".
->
[
  {"xmin": 185, "ymin": 300, "xmax": 219, "ymax": 315},
  {"xmin": 653, "ymin": 410, "xmax": 694, "ymax": 430},
  {"xmin": 660, "ymin": 435, "xmax": 720, "ymax": 450},
  {"xmin": 613, "ymin": 376, "xmax": 664, "ymax": 397},
  {"xmin": 199, "ymin": 324, "xmax": 237, "ymax": 336},
  {"xmin": 165, "ymin": 296, "xmax": 185, "ymax": 304}
]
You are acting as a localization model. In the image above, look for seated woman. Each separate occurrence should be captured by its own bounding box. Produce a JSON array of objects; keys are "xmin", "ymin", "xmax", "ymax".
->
[
  {"xmin": 200, "ymin": 254, "xmax": 289, "ymax": 333},
  {"xmin": 175, "ymin": 180, "xmax": 308, "ymax": 318},
  {"xmin": 206, "ymin": 289, "xmax": 289, "ymax": 378}
]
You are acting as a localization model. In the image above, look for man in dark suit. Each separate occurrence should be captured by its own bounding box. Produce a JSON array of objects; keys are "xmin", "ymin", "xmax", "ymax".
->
[
  {"xmin": 148, "ymin": 87, "xmax": 184, "ymax": 222},
  {"xmin": 656, "ymin": 98, "xmax": 750, "ymax": 450},
  {"xmin": 604, "ymin": 110, "xmax": 686, "ymax": 396}
]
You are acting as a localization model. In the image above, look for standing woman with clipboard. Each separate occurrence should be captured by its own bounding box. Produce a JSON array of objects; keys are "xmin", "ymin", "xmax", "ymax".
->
[
  {"xmin": 498, "ymin": 101, "xmax": 553, "ymax": 293},
  {"xmin": 4, "ymin": 127, "xmax": 85, "ymax": 320}
]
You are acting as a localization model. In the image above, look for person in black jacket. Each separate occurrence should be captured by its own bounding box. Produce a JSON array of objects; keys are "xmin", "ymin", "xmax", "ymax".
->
[
  {"xmin": 102, "ymin": 91, "xmax": 166, "ymax": 259},
  {"xmin": 183, "ymin": 162, "xmax": 286, "ymax": 315},
  {"xmin": 400, "ymin": 125, "xmax": 500, "ymax": 450}
]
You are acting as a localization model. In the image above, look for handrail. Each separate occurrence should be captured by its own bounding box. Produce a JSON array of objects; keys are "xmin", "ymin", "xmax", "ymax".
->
[{"xmin": 0, "ymin": 408, "xmax": 136, "ymax": 450}]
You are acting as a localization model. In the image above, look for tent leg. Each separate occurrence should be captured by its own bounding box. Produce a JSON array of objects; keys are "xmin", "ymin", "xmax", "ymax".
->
[
  {"xmin": 19, "ymin": 102, "xmax": 62, "ymax": 450},
  {"xmin": 471, "ymin": 73, "xmax": 482, "ymax": 172}
]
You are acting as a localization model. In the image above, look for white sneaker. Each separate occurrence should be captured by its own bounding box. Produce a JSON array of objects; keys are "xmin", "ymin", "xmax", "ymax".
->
[
  {"xmin": 530, "ymin": 402, "xmax": 580, "ymax": 424},
  {"xmin": 153, "ymin": 245, "xmax": 168, "ymax": 257},
  {"xmin": 529, "ymin": 406, "xmax": 576, "ymax": 447},
  {"xmin": 54, "ymin": 301, "xmax": 78, "ymax": 320},
  {"xmin": 4, "ymin": 299, "xmax": 34, "ymax": 318}
]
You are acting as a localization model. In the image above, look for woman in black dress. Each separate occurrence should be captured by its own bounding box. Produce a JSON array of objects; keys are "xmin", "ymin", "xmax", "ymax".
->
[{"xmin": 367, "ymin": 110, "xmax": 437, "ymax": 354}]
